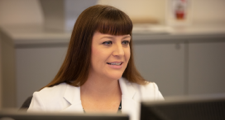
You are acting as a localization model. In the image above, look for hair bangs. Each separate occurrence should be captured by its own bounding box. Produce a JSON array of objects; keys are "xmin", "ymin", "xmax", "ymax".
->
[{"xmin": 96, "ymin": 10, "xmax": 133, "ymax": 35}]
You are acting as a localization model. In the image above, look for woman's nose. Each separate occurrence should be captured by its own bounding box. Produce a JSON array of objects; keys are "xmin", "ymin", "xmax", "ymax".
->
[{"xmin": 112, "ymin": 44, "xmax": 124, "ymax": 56}]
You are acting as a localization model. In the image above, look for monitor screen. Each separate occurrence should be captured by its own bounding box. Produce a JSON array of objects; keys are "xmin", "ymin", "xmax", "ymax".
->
[
  {"xmin": 0, "ymin": 110, "xmax": 129, "ymax": 120},
  {"xmin": 140, "ymin": 94, "xmax": 225, "ymax": 120}
]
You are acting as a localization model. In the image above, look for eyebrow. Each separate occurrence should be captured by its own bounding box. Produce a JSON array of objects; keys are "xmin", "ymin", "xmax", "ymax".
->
[
  {"xmin": 122, "ymin": 36, "xmax": 131, "ymax": 39},
  {"xmin": 100, "ymin": 35, "xmax": 131, "ymax": 40},
  {"xmin": 100, "ymin": 36, "xmax": 114, "ymax": 40}
]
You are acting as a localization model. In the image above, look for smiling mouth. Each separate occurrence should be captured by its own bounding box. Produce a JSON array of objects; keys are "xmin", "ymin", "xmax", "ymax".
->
[{"xmin": 107, "ymin": 62, "xmax": 123, "ymax": 66}]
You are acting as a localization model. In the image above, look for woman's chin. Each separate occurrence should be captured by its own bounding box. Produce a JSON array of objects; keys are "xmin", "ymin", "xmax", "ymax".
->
[{"xmin": 107, "ymin": 73, "xmax": 123, "ymax": 80}]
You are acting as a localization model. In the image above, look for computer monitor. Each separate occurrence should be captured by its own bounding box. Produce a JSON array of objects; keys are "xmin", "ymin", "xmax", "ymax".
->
[
  {"xmin": 0, "ymin": 110, "xmax": 129, "ymax": 120},
  {"xmin": 140, "ymin": 94, "xmax": 225, "ymax": 120}
]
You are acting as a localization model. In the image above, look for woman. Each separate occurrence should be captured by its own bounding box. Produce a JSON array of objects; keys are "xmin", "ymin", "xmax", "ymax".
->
[{"xmin": 28, "ymin": 5, "xmax": 163, "ymax": 120}]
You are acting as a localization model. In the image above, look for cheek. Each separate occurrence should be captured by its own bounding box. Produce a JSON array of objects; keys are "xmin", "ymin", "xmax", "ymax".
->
[
  {"xmin": 91, "ymin": 47, "xmax": 99, "ymax": 63},
  {"xmin": 91, "ymin": 47, "xmax": 98, "ymax": 56},
  {"xmin": 125, "ymin": 48, "xmax": 131, "ymax": 60},
  {"xmin": 91, "ymin": 46, "xmax": 107, "ymax": 62}
]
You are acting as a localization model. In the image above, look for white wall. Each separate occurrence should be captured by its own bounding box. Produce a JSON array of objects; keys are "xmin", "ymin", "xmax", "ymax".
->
[
  {"xmin": 97, "ymin": 0, "xmax": 166, "ymax": 24},
  {"xmin": 0, "ymin": 0, "xmax": 44, "ymax": 26},
  {"xmin": 0, "ymin": 0, "xmax": 224, "ymax": 26},
  {"xmin": 192, "ymin": 0, "xmax": 225, "ymax": 24},
  {"xmin": 98, "ymin": 0, "xmax": 225, "ymax": 25}
]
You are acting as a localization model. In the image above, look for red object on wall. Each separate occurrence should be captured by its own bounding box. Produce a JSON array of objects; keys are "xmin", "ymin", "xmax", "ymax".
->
[{"xmin": 176, "ymin": 11, "xmax": 184, "ymax": 20}]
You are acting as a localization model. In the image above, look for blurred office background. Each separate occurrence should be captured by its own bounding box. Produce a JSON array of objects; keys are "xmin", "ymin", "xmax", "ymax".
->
[{"xmin": 0, "ymin": 0, "xmax": 225, "ymax": 109}]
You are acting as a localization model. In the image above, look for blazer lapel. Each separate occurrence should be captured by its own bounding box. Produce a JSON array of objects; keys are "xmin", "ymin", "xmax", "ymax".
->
[
  {"xmin": 61, "ymin": 84, "xmax": 83, "ymax": 113},
  {"xmin": 119, "ymin": 78, "xmax": 139, "ymax": 114}
]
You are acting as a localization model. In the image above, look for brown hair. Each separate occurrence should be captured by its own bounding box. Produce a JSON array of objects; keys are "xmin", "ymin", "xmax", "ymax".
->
[{"xmin": 45, "ymin": 5, "xmax": 146, "ymax": 88}]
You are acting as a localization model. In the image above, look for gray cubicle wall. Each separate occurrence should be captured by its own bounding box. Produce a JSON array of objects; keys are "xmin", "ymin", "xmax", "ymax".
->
[
  {"xmin": 0, "ymin": 29, "xmax": 16, "ymax": 108},
  {"xmin": 132, "ymin": 33, "xmax": 225, "ymax": 97},
  {"xmin": 0, "ymin": 30, "xmax": 1, "ymax": 108},
  {"xmin": 16, "ymin": 44, "xmax": 68, "ymax": 108},
  {"xmin": 188, "ymin": 39, "xmax": 225, "ymax": 95},
  {"xmin": 133, "ymin": 42, "xmax": 186, "ymax": 96}
]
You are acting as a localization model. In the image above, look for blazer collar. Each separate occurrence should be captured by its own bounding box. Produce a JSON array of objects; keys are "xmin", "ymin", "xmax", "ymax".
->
[
  {"xmin": 119, "ymin": 78, "xmax": 139, "ymax": 113},
  {"xmin": 62, "ymin": 84, "xmax": 83, "ymax": 112},
  {"xmin": 62, "ymin": 78, "xmax": 138, "ymax": 113},
  {"xmin": 119, "ymin": 78, "xmax": 136, "ymax": 99},
  {"xmin": 63, "ymin": 78, "xmax": 137, "ymax": 102}
]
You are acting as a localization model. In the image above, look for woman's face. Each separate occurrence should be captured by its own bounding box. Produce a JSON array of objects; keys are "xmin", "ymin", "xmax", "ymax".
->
[{"xmin": 90, "ymin": 31, "xmax": 131, "ymax": 80}]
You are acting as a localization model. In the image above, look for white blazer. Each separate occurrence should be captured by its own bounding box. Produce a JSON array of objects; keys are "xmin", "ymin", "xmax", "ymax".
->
[{"xmin": 28, "ymin": 78, "xmax": 164, "ymax": 120}]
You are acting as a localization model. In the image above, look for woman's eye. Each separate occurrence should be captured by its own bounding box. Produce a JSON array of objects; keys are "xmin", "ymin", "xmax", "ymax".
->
[
  {"xmin": 102, "ymin": 41, "xmax": 112, "ymax": 45},
  {"xmin": 122, "ymin": 41, "xmax": 130, "ymax": 45}
]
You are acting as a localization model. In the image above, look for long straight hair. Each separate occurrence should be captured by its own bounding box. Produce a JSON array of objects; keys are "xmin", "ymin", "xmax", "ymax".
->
[{"xmin": 44, "ymin": 5, "xmax": 146, "ymax": 88}]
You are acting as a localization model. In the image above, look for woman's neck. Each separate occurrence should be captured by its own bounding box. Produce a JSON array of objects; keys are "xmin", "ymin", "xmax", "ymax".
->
[
  {"xmin": 80, "ymin": 75, "xmax": 122, "ymax": 113},
  {"xmin": 81, "ymin": 75, "xmax": 121, "ymax": 99}
]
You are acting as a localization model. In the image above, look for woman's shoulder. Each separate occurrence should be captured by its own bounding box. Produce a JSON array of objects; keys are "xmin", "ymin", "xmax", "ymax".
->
[
  {"xmin": 28, "ymin": 83, "xmax": 77, "ymax": 111},
  {"xmin": 36, "ymin": 83, "xmax": 69, "ymax": 96},
  {"xmin": 120, "ymin": 77, "xmax": 159, "ymax": 90},
  {"xmin": 139, "ymin": 81, "xmax": 160, "ymax": 91},
  {"xmin": 120, "ymin": 77, "xmax": 164, "ymax": 100},
  {"xmin": 32, "ymin": 83, "xmax": 76, "ymax": 103},
  {"xmin": 132, "ymin": 80, "xmax": 161, "ymax": 93}
]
